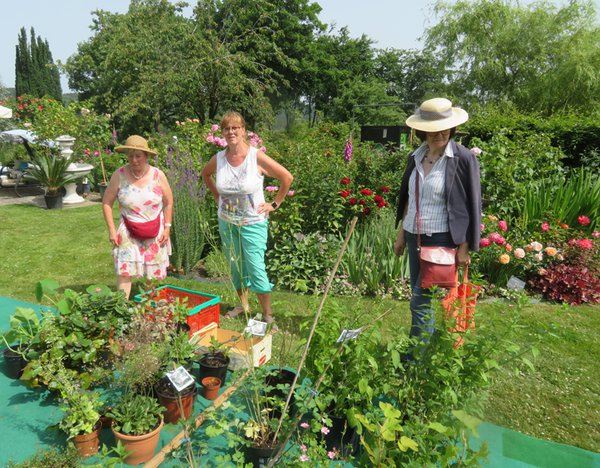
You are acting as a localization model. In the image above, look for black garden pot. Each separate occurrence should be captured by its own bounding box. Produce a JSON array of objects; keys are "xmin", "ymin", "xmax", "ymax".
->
[
  {"xmin": 245, "ymin": 442, "xmax": 280, "ymax": 468},
  {"xmin": 321, "ymin": 414, "xmax": 360, "ymax": 456},
  {"xmin": 44, "ymin": 193, "xmax": 63, "ymax": 210},
  {"xmin": 264, "ymin": 368, "xmax": 297, "ymax": 419},
  {"xmin": 3, "ymin": 347, "xmax": 27, "ymax": 379},
  {"xmin": 196, "ymin": 353, "xmax": 230, "ymax": 388}
]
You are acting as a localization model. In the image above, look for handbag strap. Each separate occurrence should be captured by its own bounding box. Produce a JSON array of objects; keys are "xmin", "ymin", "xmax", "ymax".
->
[{"xmin": 415, "ymin": 170, "xmax": 422, "ymax": 249}]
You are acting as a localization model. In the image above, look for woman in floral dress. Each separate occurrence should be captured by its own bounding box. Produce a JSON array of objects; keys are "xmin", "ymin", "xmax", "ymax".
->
[{"xmin": 102, "ymin": 135, "xmax": 173, "ymax": 298}]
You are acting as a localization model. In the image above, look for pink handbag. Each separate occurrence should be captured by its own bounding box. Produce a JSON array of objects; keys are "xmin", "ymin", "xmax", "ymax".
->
[{"xmin": 415, "ymin": 173, "xmax": 458, "ymax": 289}]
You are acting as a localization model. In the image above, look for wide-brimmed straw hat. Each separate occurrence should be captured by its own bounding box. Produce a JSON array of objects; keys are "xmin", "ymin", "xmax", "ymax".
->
[
  {"xmin": 406, "ymin": 98, "xmax": 468, "ymax": 132},
  {"xmin": 115, "ymin": 135, "xmax": 157, "ymax": 156}
]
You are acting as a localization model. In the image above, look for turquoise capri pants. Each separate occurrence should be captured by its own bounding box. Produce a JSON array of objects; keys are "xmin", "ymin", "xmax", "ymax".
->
[{"xmin": 218, "ymin": 218, "xmax": 274, "ymax": 294}]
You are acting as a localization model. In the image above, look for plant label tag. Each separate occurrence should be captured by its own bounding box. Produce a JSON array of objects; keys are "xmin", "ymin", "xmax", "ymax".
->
[
  {"xmin": 166, "ymin": 366, "xmax": 195, "ymax": 392},
  {"xmin": 507, "ymin": 276, "xmax": 526, "ymax": 291},
  {"xmin": 244, "ymin": 319, "xmax": 267, "ymax": 336},
  {"xmin": 337, "ymin": 327, "xmax": 365, "ymax": 343}
]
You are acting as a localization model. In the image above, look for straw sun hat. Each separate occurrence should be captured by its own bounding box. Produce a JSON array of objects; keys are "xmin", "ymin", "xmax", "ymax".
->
[
  {"xmin": 406, "ymin": 98, "xmax": 468, "ymax": 132},
  {"xmin": 115, "ymin": 135, "xmax": 157, "ymax": 156}
]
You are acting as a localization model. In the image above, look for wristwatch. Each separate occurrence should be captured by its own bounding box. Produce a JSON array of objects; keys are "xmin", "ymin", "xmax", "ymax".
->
[{"xmin": 271, "ymin": 201, "xmax": 279, "ymax": 209}]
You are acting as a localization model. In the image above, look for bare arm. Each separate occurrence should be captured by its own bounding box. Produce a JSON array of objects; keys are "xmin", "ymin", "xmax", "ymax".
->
[
  {"xmin": 256, "ymin": 150, "xmax": 293, "ymax": 215},
  {"xmin": 158, "ymin": 170, "xmax": 173, "ymax": 246},
  {"xmin": 102, "ymin": 171, "xmax": 121, "ymax": 247},
  {"xmin": 201, "ymin": 155, "xmax": 219, "ymax": 204},
  {"xmin": 394, "ymin": 205, "xmax": 409, "ymax": 256}
]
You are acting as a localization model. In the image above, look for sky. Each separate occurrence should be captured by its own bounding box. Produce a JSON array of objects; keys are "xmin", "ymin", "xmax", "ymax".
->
[{"xmin": 1, "ymin": 0, "xmax": 599, "ymax": 92}]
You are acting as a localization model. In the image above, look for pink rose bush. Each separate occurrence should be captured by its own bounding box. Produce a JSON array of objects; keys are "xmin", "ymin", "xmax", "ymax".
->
[{"xmin": 476, "ymin": 213, "xmax": 599, "ymax": 304}]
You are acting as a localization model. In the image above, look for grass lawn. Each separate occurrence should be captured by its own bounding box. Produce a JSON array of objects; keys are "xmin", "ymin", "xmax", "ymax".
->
[{"xmin": 1, "ymin": 202, "xmax": 598, "ymax": 453}]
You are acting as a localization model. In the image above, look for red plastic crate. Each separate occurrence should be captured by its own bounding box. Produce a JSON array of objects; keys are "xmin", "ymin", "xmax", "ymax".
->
[{"xmin": 134, "ymin": 285, "xmax": 220, "ymax": 335}]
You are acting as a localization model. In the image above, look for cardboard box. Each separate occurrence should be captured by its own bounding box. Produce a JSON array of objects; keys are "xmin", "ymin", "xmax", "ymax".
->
[{"xmin": 193, "ymin": 323, "xmax": 272, "ymax": 370}]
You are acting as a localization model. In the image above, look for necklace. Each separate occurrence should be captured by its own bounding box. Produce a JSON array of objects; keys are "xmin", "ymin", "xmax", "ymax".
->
[
  {"xmin": 424, "ymin": 151, "xmax": 443, "ymax": 165},
  {"xmin": 130, "ymin": 164, "xmax": 149, "ymax": 180}
]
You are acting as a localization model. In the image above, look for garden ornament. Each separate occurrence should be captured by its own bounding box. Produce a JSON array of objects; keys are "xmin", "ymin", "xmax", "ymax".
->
[
  {"xmin": 115, "ymin": 135, "xmax": 157, "ymax": 155},
  {"xmin": 406, "ymin": 97, "xmax": 469, "ymax": 132}
]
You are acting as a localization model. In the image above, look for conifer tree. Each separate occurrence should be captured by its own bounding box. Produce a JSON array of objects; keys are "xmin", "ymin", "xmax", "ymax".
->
[{"xmin": 14, "ymin": 27, "xmax": 62, "ymax": 100}]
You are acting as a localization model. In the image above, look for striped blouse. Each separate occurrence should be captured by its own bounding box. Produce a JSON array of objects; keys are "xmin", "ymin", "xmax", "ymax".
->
[{"xmin": 402, "ymin": 143, "xmax": 454, "ymax": 236}]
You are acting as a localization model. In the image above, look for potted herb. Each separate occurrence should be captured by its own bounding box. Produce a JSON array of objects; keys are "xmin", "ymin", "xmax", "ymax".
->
[
  {"xmin": 27, "ymin": 150, "xmax": 80, "ymax": 209},
  {"xmin": 56, "ymin": 371, "xmax": 104, "ymax": 458},
  {"xmin": 196, "ymin": 336, "xmax": 231, "ymax": 386},
  {"xmin": 2, "ymin": 307, "xmax": 41, "ymax": 379},
  {"xmin": 107, "ymin": 393, "xmax": 165, "ymax": 465}
]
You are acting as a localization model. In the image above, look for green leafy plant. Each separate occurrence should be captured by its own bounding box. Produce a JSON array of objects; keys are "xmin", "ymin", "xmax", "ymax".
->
[
  {"xmin": 27, "ymin": 150, "xmax": 80, "ymax": 195},
  {"xmin": 107, "ymin": 393, "xmax": 164, "ymax": 436},
  {"xmin": 2, "ymin": 307, "xmax": 41, "ymax": 358}
]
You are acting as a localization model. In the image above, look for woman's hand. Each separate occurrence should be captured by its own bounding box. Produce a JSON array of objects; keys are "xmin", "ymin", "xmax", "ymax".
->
[
  {"xmin": 109, "ymin": 229, "xmax": 120, "ymax": 247},
  {"xmin": 456, "ymin": 243, "xmax": 470, "ymax": 266},
  {"xmin": 394, "ymin": 230, "xmax": 405, "ymax": 256},
  {"xmin": 158, "ymin": 227, "xmax": 170, "ymax": 246},
  {"xmin": 257, "ymin": 202, "xmax": 276, "ymax": 215}
]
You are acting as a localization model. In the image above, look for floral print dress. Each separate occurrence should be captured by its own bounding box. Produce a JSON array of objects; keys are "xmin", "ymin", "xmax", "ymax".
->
[{"xmin": 113, "ymin": 166, "xmax": 171, "ymax": 279}]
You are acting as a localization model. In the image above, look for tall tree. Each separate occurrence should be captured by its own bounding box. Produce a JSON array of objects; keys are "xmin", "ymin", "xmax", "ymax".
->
[
  {"xmin": 425, "ymin": 0, "xmax": 600, "ymax": 113},
  {"xmin": 14, "ymin": 27, "xmax": 62, "ymax": 100}
]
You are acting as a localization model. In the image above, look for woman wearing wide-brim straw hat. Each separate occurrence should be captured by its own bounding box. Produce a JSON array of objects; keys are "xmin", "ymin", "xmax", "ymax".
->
[
  {"xmin": 102, "ymin": 135, "xmax": 173, "ymax": 299},
  {"xmin": 393, "ymin": 98, "xmax": 481, "ymax": 360}
]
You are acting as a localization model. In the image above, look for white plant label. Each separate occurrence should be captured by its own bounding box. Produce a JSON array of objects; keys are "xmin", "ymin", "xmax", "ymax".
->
[
  {"xmin": 244, "ymin": 319, "xmax": 267, "ymax": 336},
  {"xmin": 507, "ymin": 276, "xmax": 526, "ymax": 291},
  {"xmin": 166, "ymin": 366, "xmax": 195, "ymax": 392},
  {"xmin": 337, "ymin": 327, "xmax": 365, "ymax": 343}
]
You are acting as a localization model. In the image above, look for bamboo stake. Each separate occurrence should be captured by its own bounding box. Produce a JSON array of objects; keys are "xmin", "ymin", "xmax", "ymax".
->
[
  {"xmin": 143, "ymin": 369, "xmax": 250, "ymax": 468},
  {"xmin": 99, "ymin": 154, "xmax": 108, "ymax": 184},
  {"xmin": 270, "ymin": 216, "xmax": 358, "ymax": 446}
]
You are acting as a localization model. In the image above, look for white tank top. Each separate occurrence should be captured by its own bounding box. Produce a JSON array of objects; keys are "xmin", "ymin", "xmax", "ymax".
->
[{"xmin": 215, "ymin": 146, "xmax": 266, "ymax": 225}]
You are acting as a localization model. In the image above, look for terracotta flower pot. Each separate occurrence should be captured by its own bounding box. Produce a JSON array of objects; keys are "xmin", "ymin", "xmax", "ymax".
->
[
  {"xmin": 112, "ymin": 419, "xmax": 164, "ymax": 466},
  {"xmin": 155, "ymin": 379, "xmax": 197, "ymax": 424},
  {"xmin": 201, "ymin": 376, "xmax": 221, "ymax": 400},
  {"xmin": 73, "ymin": 422, "xmax": 101, "ymax": 458}
]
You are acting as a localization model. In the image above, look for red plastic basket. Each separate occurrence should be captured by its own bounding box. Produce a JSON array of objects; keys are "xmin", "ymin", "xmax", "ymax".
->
[{"xmin": 134, "ymin": 285, "xmax": 220, "ymax": 335}]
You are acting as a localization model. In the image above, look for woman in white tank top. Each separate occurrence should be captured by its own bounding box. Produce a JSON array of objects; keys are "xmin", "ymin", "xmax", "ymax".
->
[{"xmin": 202, "ymin": 112, "xmax": 293, "ymax": 329}]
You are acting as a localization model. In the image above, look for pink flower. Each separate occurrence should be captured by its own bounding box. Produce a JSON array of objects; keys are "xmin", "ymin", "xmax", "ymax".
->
[
  {"xmin": 327, "ymin": 451, "xmax": 337, "ymax": 460},
  {"xmin": 533, "ymin": 253, "xmax": 543, "ymax": 261},
  {"xmin": 94, "ymin": 151, "xmax": 100, "ymax": 156},
  {"xmin": 23, "ymin": 122, "xmax": 32, "ymax": 127},
  {"xmin": 593, "ymin": 231, "xmax": 600, "ymax": 237},
  {"xmin": 489, "ymin": 232, "xmax": 502, "ymax": 243},
  {"xmin": 470, "ymin": 147, "xmax": 482, "ymax": 157},
  {"xmin": 300, "ymin": 444, "xmax": 307, "ymax": 452},
  {"xmin": 576, "ymin": 239, "xmax": 593, "ymax": 249},
  {"xmin": 578, "ymin": 215, "xmax": 591, "ymax": 226},
  {"xmin": 541, "ymin": 222, "xmax": 550, "ymax": 232},
  {"xmin": 211, "ymin": 124, "xmax": 219, "ymax": 132},
  {"xmin": 265, "ymin": 186, "xmax": 279, "ymax": 192},
  {"xmin": 480, "ymin": 223, "xmax": 485, "ymax": 231},
  {"xmin": 343, "ymin": 137, "xmax": 353, "ymax": 162},
  {"xmin": 84, "ymin": 149, "xmax": 91, "ymax": 155},
  {"xmin": 505, "ymin": 243, "xmax": 513, "ymax": 252},
  {"xmin": 479, "ymin": 238, "xmax": 491, "ymax": 248},
  {"xmin": 287, "ymin": 190, "xmax": 295, "ymax": 196},
  {"xmin": 498, "ymin": 220, "xmax": 508, "ymax": 231},
  {"xmin": 259, "ymin": 146, "xmax": 266, "ymax": 152},
  {"xmin": 300, "ymin": 422, "xmax": 309, "ymax": 429},
  {"xmin": 299, "ymin": 454, "xmax": 309, "ymax": 462},
  {"xmin": 95, "ymin": 287, "xmax": 102, "ymax": 292},
  {"xmin": 514, "ymin": 248, "xmax": 525, "ymax": 259},
  {"xmin": 320, "ymin": 426, "xmax": 330, "ymax": 435}
]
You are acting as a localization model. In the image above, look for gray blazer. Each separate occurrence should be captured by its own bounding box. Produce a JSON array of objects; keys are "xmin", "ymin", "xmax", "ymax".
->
[{"xmin": 395, "ymin": 140, "xmax": 482, "ymax": 251}]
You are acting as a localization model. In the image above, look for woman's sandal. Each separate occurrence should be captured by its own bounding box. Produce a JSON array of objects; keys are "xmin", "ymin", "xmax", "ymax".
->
[{"xmin": 224, "ymin": 306, "xmax": 245, "ymax": 319}]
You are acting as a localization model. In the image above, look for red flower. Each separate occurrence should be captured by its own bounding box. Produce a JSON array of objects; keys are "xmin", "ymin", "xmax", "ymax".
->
[
  {"xmin": 576, "ymin": 239, "xmax": 593, "ymax": 249},
  {"xmin": 348, "ymin": 198, "xmax": 357, "ymax": 205},
  {"xmin": 377, "ymin": 201, "xmax": 386, "ymax": 208},
  {"xmin": 498, "ymin": 220, "xmax": 508, "ymax": 231},
  {"xmin": 480, "ymin": 238, "xmax": 491, "ymax": 248},
  {"xmin": 360, "ymin": 188, "xmax": 373, "ymax": 196},
  {"xmin": 339, "ymin": 190, "xmax": 351, "ymax": 198},
  {"xmin": 541, "ymin": 222, "xmax": 549, "ymax": 232},
  {"xmin": 380, "ymin": 186, "xmax": 390, "ymax": 192},
  {"xmin": 340, "ymin": 177, "xmax": 351, "ymax": 185},
  {"xmin": 373, "ymin": 195, "xmax": 384, "ymax": 203},
  {"xmin": 363, "ymin": 207, "xmax": 371, "ymax": 215},
  {"xmin": 578, "ymin": 215, "xmax": 591, "ymax": 226},
  {"xmin": 358, "ymin": 200, "xmax": 366, "ymax": 205}
]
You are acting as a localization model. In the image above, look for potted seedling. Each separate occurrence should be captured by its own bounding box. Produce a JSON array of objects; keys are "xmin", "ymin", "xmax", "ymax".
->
[{"xmin": 2, "ymin": 307, "xmax": 41, "ymax": 379}]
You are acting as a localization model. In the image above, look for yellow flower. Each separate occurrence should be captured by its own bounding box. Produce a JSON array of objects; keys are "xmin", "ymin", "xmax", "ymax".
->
[
  {"xmin": 544, "ymin": 247, "xmax": 557, "ymax": 257},
  {"xmin": 499, "ymin": 254, "xmax": 510, "ymax": 264}
]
